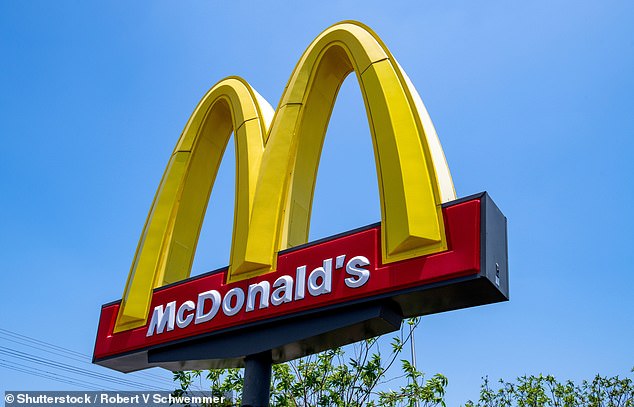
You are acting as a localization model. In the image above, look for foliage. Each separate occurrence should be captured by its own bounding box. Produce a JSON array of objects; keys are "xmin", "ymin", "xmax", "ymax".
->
[
  {"xmin": 464, "ymin": 370, "xmax": 634, "ymax": 407},
  {"xmin": 173, "ymin": 324, "xmax": 633, "ymax": 406},
  {"xmin": 173, "ymin": 317, "xmax": 448, "ymax": 406},
  {"xmin": 173, "ymin": 369, "xmax": 241, "ymax": 406}
]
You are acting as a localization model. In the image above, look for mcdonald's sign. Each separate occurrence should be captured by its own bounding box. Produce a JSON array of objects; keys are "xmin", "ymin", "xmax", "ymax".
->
[{"xmin": 93, "ymin": 21, "xmax": 508, "ymax": 372}]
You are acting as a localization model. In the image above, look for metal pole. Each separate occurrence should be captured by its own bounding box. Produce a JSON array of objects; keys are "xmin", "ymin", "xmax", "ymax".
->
[{"xmin": 241, "ymin": 351, "xmax": 272, "ymax": 407}]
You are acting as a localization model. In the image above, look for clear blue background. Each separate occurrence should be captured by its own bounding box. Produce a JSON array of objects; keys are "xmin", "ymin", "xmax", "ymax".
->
[{"xmin": 1, "ymin": 1, "xmax": 633, "ymax": 404}]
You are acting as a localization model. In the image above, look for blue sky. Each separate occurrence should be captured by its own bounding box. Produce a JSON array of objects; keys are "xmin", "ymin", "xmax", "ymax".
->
[{"xmin": 1, "ymin": 0, "xmax": 633, "ymax": 404}]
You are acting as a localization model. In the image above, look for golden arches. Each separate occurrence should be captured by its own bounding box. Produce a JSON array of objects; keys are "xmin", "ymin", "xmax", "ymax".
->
[{"xmin": 115, "ymin": 21, "xmax": 455, "ymax": 332}]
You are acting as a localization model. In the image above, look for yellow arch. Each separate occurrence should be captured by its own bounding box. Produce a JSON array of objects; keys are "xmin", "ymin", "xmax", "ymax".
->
[
  {"xmin": 115, "ymin": 77, "xmax": 273, "ymax": 332},
  {"xmin": 230, "ymin": 21, "xmax": 455, "ymax": 281},
  {"xmin": 115, "ymin": 21, "xmax": 456, "ymax": 331}
]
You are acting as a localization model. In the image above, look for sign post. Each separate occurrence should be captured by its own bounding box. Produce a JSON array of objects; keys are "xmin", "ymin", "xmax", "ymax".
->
[
  {"xmin": 242, "ymin": 351, "xmax": 272, "ymax": 407},
  {"xmin": 94, "ymin": 21, "xmax": 509, "ymax": 406}
]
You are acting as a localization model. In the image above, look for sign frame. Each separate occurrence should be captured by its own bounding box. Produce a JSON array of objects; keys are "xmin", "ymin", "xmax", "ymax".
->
[{"xmin": 94, "ymin": 192, "xmax": 507, "ymax": 372}]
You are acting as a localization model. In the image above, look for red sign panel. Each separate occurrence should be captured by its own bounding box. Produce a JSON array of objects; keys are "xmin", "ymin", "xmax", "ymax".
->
[{"xmin": 94, "ymin": 198, "xmax": 482, "ymax": 364}]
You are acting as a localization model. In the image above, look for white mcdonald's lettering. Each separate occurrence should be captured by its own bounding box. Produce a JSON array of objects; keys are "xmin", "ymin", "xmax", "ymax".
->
[
  {"xmin": 146, "ymin": 301, "xmax": 176, "ymax": 336},
  {"xmin": 344, "ymin": 256, "xmax": 371, "ymax": 288},
  {"xmin": 146, "ymin": 255, "xmax": 371, "ymax": 337},
  {"xmin": 195, "ymin": 290, "xmax": 221, "ymax": 324}
]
